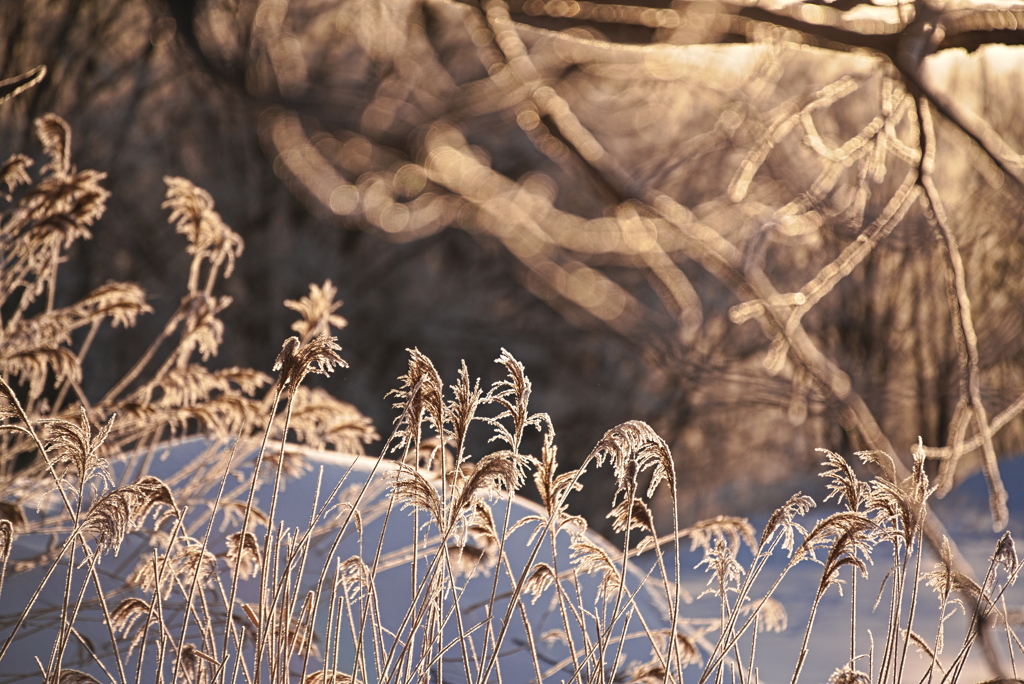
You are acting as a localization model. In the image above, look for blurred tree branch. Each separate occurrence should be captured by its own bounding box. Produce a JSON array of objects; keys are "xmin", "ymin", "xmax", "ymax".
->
[{"xmin": 155, "ymin": 0, "xmax": 1024, "ymax": 524}]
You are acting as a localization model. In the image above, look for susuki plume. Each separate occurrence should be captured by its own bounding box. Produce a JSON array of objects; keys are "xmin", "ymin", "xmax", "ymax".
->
[
  {"xmin": 922, "ymin": 537, "xmax": 973, "ymax": 653},
  {"xmin": 226, "ymin": 531, "xmax": 262, "ymax": 581},
  {"xmin": 35, "ymin": 114, "xmax": 72, "ymax": 178},
  {"xmin": 21, "ymin": 168, "xmax": 109, "ymax": 237},
  {"xmin": 175, "ymin": 293, "xmax": 232, "ymax": 363},
  {"xmin": 389, "ymin": 348, "xmax": 445, "ymax": 456},
  {"xmin": 0, "ymin": 154, "xmax": 32, "ymax": 195},
  {"xmin": 273, "ymin": 332, "xmax": 347, "ymax": 392},
  {"xmin": 531, "ymin": 428, "xmax": 584, "ymax": 526},
  {"xmin": 827, "ymin": 667, "xmax": 871, "ymax": 684},
  {"xmin": 178, "ymin": 643, "xmax": 216, "ymax": 684},
  {"xmin": 285, "ymin": 279, "xmax": 347, "ymax": 341},
  {"xmin": 589, "ymin": 420, "xmax": 675, "ymax": 499},
  {"xmin": 392, "ymin": 462, "xmax": 443, "ymax": 527},
  {"xmin": 568, "ymin": 530, "xmax": 622, "ymax": 600},
  {"xmin": 679, "ymin": 515, "xmax": 757, "ymax": 555},
  {"xmin": 40, "ymin": 407, "xmax": 115, "ymax": 492},
  {"xmin": 992, "ymin": 531, "xmax": 1018, "ymax": 576},
  {"xmin": 67, "ymin": 282, "xmax": 152, "ymax": 329},
  {"xmin": 464, "ymin": 500, "xmax": 498, "ymax": 553},
  {"xmin": 80, "ymin": 476, "xmax": 177, "ymax": 555},
  {"xmin": 136, "ymin": 365, "xmax": 266, "ymax": 408},
  {"xmin": 448, "ymin": 360, "xmax": 482, "ymax": 457},
  {"xmin": 446, "ymin": 542, "xmax": 490, "ymax": 579},
  {"xmin": 132, "ymin": 536, "xmax": 217, "ymax": 600},
  {"xmin": 0, "ymin": 519, "xmax": 12, "ymax": 595},
  {"xmin": 0, "ymin": 347, "xmax": 80, "ymax": 401},
  {"xmin": 761, "ymin": 492, "xmax": 815, "ymax": 554},
  {"xmin": 697, "ymin": 538, "xmax": 744, "ymax": 598},
  {"xmin": 337, "ymin": 556, "xmax": 372, "ymax": 596},
  {"xmin": 818, "ymin": 449, "xmax": 869, "ymax": 512},
  {"xmin": 55, "ymin": 669, "xmax": 102, "ymax": 684},
  {"xmin": 651, "ymin": 631, "xmax": 704, "ymax": 667},
  {"xmin": 808, "ymin": 512, "xmax": 877, "ymax": 592},
  {"xmin": 860, "ymin": 449, "xmax": 932, "ymax": 550},
  {"xmin": 628, "ymin": 664, "xmax": 668, "ymax": 684},
  {"xmin": 109, "ymin": 597, "xmax": 154, "ymax": 655},
  {"xmin": 607, "ymin": 497, "xmax": 655, "ymax": 536},
  {"xmin": 452, "ymin": 450, "xmax": 526, "ymax": 513},
  {"xmin": 522, "ymin": 562, "xmax": 556, "ymax": 604},
  {"xmin": 162, "ymin": 176, "xmax": 244, "ymax": 291},
  {"xmin": 485, "ymin": 349, "xmax": 546, "ymax": 453},
  {"xmin": 741, "ymin": 596, "xmax": 788, "ymax": 633},
  {"xmin": 923, "ymin": 537, "xmax": 960, "ymax": 606}
]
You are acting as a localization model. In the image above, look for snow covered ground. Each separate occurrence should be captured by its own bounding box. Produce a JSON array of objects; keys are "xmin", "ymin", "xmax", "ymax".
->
[
  {"xmin": 663, "ymin": 455, "xmax": 1024, "ymax": 683},
  {"xmin": 1, "ymin": 440, "xmax": 1020, "ymax": 683}
]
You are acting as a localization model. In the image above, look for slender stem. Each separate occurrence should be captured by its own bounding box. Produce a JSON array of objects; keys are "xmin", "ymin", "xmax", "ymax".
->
[
  {"xmin": 850, "ymin": 569, "xmax": 858, "ymax": 665},
  {"xmin": 791, "ymin": 583, "xmax": 828, "ymax": 684},
  {"xmin": 101, "ymin": 308, "xmax": 185, "ymax": 405},
  {"xmin": 222, "ymin": 383, "xmax": 284, "ymax": 684}
]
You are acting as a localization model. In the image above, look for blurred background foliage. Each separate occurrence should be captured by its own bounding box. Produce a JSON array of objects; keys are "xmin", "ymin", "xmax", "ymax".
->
[{"xmin": 3, "ymin": 0, "xmax": 1024, "ymax": 532}]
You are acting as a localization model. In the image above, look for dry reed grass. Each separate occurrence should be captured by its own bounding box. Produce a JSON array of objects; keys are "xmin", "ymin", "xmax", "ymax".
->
[{"xmin": 0, "ymin": 66, "xmax": 1021, "ymax": 684}]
